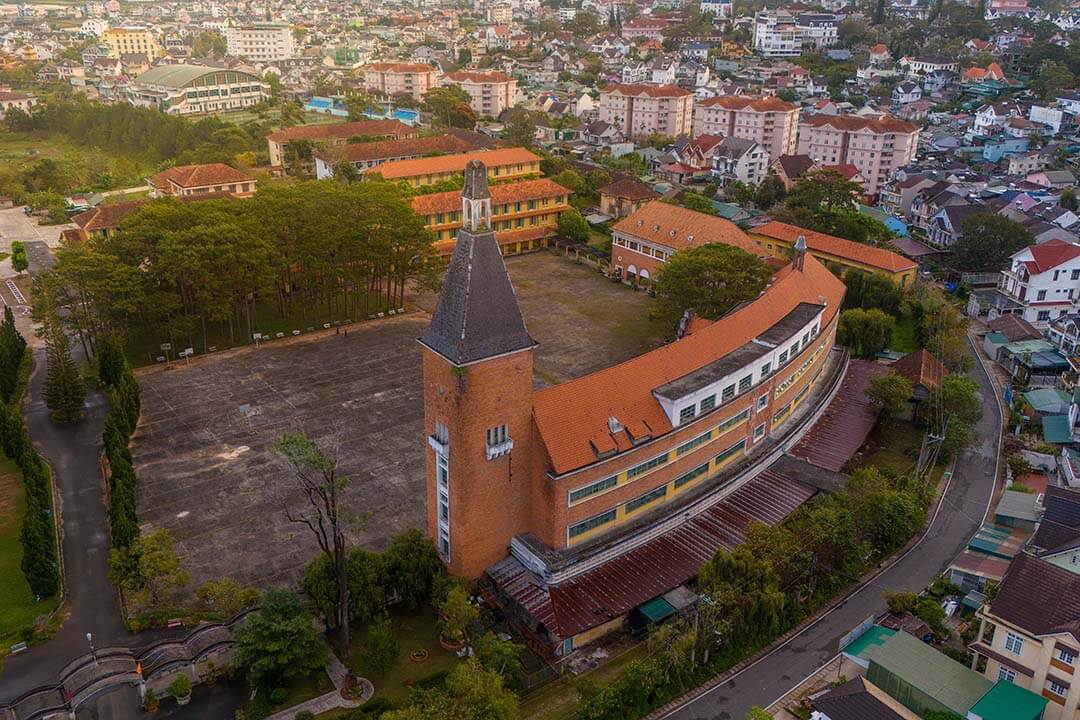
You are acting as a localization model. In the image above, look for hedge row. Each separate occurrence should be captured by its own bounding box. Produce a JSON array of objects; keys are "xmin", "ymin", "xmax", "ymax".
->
[
  {"xmin": 0, "ymin": 308, "xmax": 60, "ymax": 598},
  {"xmin": 101, "ymin": 336, "xmax": 142, "ymax": 552}
]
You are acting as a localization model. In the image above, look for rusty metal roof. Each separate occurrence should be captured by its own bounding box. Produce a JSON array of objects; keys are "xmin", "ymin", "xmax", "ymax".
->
[
  {"xmin": 489, "ymin": 461, "xmax": 817, "ymax": 639},
  {"xmin": 788, "ymin": 359, "xmax": 886, "ymax": 472}
]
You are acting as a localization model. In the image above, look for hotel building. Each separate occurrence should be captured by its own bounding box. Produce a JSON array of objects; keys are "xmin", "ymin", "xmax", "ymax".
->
[
  {"xmin": 101, "ymin": 27, "xmax": 163, "ymax": 61},
  {"xmin": 598, "ymin": 84, "xmax": 694, "ymax": 139},
  {"xmin": 224, "ymin": 22, "xmax": 294, "ymax": 63},
  {"xmin": 692, "ymin": 95, "xmax": 799, "ymax": 162},
  {"xmin": 442, "ymin": 71, "xmax": 517, "ymax": 118},
  {"xmin": 421, "ymin": 163, "xmax": 848, "ymax": 655},
  {"xmin": 363, "ymin": 62, "xmax": 441, "ymax": 102},
  {"xmin": 795, "ymin": 114, "xmax": 920, "ymax": 196}
]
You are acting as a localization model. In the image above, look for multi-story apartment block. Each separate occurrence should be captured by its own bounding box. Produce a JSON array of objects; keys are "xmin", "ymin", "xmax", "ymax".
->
[
  {"xmin": 995, "ymin": 239, "xmax": 1080, "ymax": 327},
  {"xmin": 442, "ymin": 71, "xmax": 517, "ymax": 118},
  {"xmin": 224, "ymin": 22, "xmax": 294, "ymax": 63},
  {"xmin": 422, "ymin": 165, "xmax": 846, "ymax": 657},
  {"xmin": 128, "ymin": 64, "xmax": 268, "ymax": 116},
  {"xmin": 487, "ymin": 2, "xmax": 512, "ymax": 24},
  {"xmin": 412, "ymin": 177, "xmax": 569, "ymax": 255},
  {"xmin": 700, "ymin": 0, "xmax": 733, "ymax": 17},
  {"xmin": 693, "ymin": 95, "xmax": 799, "ymax": 162},
  {"xmin": 598, "ymin": 84, "xmax": 693, "ymax": 139},
  {"xmin": 620, "ymin": 18, "xmax": 667, "ymax": 41},
  {"xmin": 972, "ymin": 542, "xmax": 1080, "ymax": 719},
  {"xmin": 795, "ymin": 114, "xmax": 920, "ymax": 196},
  {"xmin": 797, "ymin": 13, "xmax": 839, "ymax": 48},
  {"xmin": 101, "ymin": 27, "xmax": 162, "ymax": 60},
  {"xmin": 363, "ymin": 62, "xmax": 441, "ymax": 102},
  {"xmin": 368, "ymin": 147, "xmax": 541, "ymax": 187},
  {"xmin": 609, "ymin": 201, "xmax": 766, "ymax": 285}
]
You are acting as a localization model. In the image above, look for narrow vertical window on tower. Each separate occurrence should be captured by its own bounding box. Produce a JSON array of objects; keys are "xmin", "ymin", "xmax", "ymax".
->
[
  {"xmin": 485, "ymin": 423, "xmax": 513, "ymax": 459},
  {"xmin": 433, "ymin": 420, "xmax": 451, "ymax": 561}
]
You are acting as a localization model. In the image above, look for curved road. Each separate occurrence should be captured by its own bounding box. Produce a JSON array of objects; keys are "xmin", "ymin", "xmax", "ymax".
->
[{"xmin": 663, "ymin": 339, "xmax": 1001, "ymax": 720}]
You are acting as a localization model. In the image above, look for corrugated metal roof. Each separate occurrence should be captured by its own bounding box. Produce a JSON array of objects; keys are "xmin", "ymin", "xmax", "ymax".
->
[
  {"xmin": 969, "ymin": 680, "xmax": 1047, "ymax": 720},
  {"xmin": 788, "ymin": 359, "xmax": 887, "ymax": 472}
]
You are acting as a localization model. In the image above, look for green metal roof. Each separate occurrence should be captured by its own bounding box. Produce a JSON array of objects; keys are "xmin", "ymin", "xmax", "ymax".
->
[
  {"xmin": 135, "ymin": 64, "xmax": 258, "ymax": 88},
  {"xmin": 1023, "ymin": 388, "xmax": 1071, "ymax": 413},
  {"xmin": 864, "ymin": 631, "xmax": 992, "ymax": 716},
  {"xmin": 984, "ymin": 332, "xmax": 1009, "ymax": 345},
  {"xmin": 969, "ymin": 680, "xmax": 1047, "ymax": 720},
  {"xmin": 844, "ymin": 625, "xmax": 896, "ymax": 659},
  {"xmin": 1043, "ymin": 414, "xmax": 1073, "ymax": 444},
  {"xmin": 636, "ymin": 597, "xmax": 675, "ymax": 624}
]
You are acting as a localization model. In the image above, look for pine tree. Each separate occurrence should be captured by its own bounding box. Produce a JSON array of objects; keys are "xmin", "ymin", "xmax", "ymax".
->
[
  {"xmin": 43, "ymin": 321, "xmax": 86, "ymax": 424},
  {"xmin": 0, "ymin": 306, "xmax": 26, "ymax": 402},
  {"xmin": 97, "ymin": 334, "xmax": 126, "ymax": 388}
]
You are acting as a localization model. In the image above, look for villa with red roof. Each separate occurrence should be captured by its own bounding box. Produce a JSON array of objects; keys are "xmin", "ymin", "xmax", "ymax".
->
[{"xmin": 997, "ymin": 239, "xmax": 1080, "ymax": 327}]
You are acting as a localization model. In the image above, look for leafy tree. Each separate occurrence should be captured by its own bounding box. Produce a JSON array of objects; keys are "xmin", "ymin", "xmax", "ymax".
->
[
  {"xmin": 952, "ymin": 214, "xmax": 1034, "ymax": 271},
  {"xmin": 233, "ymin": 589, "xmax": 327, "ymax": 688},
  {"xmin": 97, "ymin": 334, "xmax": 127, "ymax": 388},
  {"xmin": 653, "ymin": 244, "xmax": 773, "ymax": 328},
  {"xmin": 842, "ymin": 270, "xmax": 902, "ymax": 315},
  {"xmin": 838, "ymin": 308, "xmax": 895, "ymax": 357},
  {"xmin": 384, "ymin": 528, "xmax": 444, "ymax": 608},
  {"xmin": 847, "ymin": 467, "xmax": 925, "ymax": 555},
  {"xmin": 439, "ymin": 585, "xmax": 479, "ymax": 644},
  {"xmin": 42, "ymin": 317, "xmax": 85, "ymax": 423},
  {"xmin": 754, "ymin": 174, "xmax": 787, "ymax": 211},
  {"xmin": 557, "ymin": 207, "xmax": 591, "ymax": 244},
  {"xmin": 278, "ymin": 432, "xmax": 351, "ymax": 653},
  {"xmin": 679, "ymin": 192, "xmax": 716, "ymax": 215},
  {"xmin": 746, "ymin": 709, "xmax": 773, "ymax": 720},
  {"xmin": 884, "ymin": 590, "xmax": 918, "ymax": 614},
  {"xmin": 109, "ymin": 528, "xmax": 190, "ymax": 606},
  {"xmin": 698, "ymin": 547, "xmax": 786, "ymax": 650},
  {"xmin": 10, "ymin": 241, "xmax": 28, "ymax": 274},
  {"xmin": 382, "ymin": 659, "xmax": 519, "ymax": 720},
  {"xmin": 474, "ymin": 632, "xmax": 525, "ymax": 689},
  {"xmin": 0, "ymin": 305, "xmax": 27, "ymax": 402},
  {"xmin": 867, "ymin": 370, "xmax": 913, "ymax": 418},
  {"xmin": 364, "ymin": 614, "xmax": 400, "ymax": 674},
  {"xmin": 424, "ymin": 86, "xmax": 478, "ymax": 127},
  {"xmin": 502, "ymin": 109, "xmax": 537, "ymax": 148},
  {"xmin": 725, "ymin": 180, "xmax": 755, "ymax": 206},
  {"xmin": 196, "ymin": 578, "xmax": 261, "ymax": 617},
  {"xmin": 1033, "ymin": 60, "xmax": 1076, "ymax": 102},
  {"xmin": 305, "ymin": 547, "xmax": 387, "ymax": 628}
]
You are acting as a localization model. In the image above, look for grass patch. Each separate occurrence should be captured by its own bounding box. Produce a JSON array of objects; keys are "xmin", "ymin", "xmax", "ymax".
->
[
  {"xmin": 519, "ymin": 643, "xmax": 648, "ymax": 720},
  {"xmin": 102, "ymin": 190, "xmax": 150, "ymax": 205},
  {"xmin": 0, "ymin": 131, "xmax": 155, "ymax": 195},
  {"xmin": 890, "ymin": 317, "xmax": 919, "ymax": 353},
  {"xmin": 0, "ymin": 455, "xmax": 57, "ymax": 647},
  {"xmin": 845, "ymin": 416, "xmax": 924, "ymax": 477},
  {"xmin": 346, "ymin": 606, "xmax": 460, "ymax": 706}
]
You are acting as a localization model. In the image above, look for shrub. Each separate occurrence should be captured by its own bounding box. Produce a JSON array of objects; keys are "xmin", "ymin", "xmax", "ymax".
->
[
  {"xmin": 360, "ymin": 697, "xmax": 394, "ymax": 714},
  {"xmin": 269, "ymin": 687, "xmax": 288, "ymax": 706},
  {"xmin": 170, "ymin": 673, "xmax": 192, "ymax": 698},
  {"xmin": 364, "ymin": 614, "xmax": 399, "ymax": 675},
  {"xmin": 294, "ymin": 710, "xmax": 315, "ymax": 720},
  {"xmin": 413, "ymin": 669, "xmax": 449, "ymax": 690}
]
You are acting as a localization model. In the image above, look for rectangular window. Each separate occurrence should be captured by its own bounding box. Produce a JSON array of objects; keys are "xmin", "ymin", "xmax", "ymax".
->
[
  {"xmin": 674, "ymin": 463, "xmax": 709, "ymax": 489},
  {"xmin": 679, "ymin": 406, "xmax": 696, "ymax": 424},
  {"xmin": 802, "ymin": 332, "xmax": 810, "ymax": 347},
  {"xmin": 1049, "ymin": 680, "xmax": 1068, "ymax": 697},
  {"xmin": 700, "ymin": 395, "xmax": 716, "ymax": 413},
  {"xmin": 998, "ymin": 666, "xmax": 1016, "ymax": 683},
  {"xmin": 718, "ymin": 409, "xmax": 749, "ymax": 433},
  {"xmin": 789, "ymin": 342, "xmax": 799, "ymax": 358},
  {"xmin": 738, "ymin": 375, "xmax": 752, "ymax": 393},
  {"xmin": 677, "ymin": 430, "xmax": 712, "ymax": 456},
  {"xmin": 1005, "ymin": 632, "xmax": 1024, "ymax": 655},
  {"xmin": 628, "ymin": 453, "xmax": 668, "ymax": 478},
  {"xmin": 1058, "ymin": 647, "xmax": 1077, "ymax": 665},
  {"xmin": 625, "ymin": 485, "xmax": 667, "ymax": 513},
  {"xmin": 754, "ymin": 423, "xmax": 766, "ymax": 440},
  {"xmin": 1072, "ymin": 269, "xmax": 1080, "ymax": 281},
  {"xmin": 1039, "ymin": 310, "xmax": 1051, "ymax": 322},
  {"xmin": 569, "ymin": 476, "xmax": 617, "ymax": 504},
  {"xmin": 716, "ymin": 438, "xmax": 746, "ymax": 464},
  {"xmin": 760, "ymin": 362, "xmax": 772, "ymax": 379},
  {"xmin": 722, "ymin": 384, "xmax": 736, "ymax": 403},
  {"xmin": 812, "ymin": 323, "xmax": 820, "ymax": 337},
  {"xmin": 779, "ymin": 350, "xmax": 788, "ymax": 364},
  {"xmin": 773, "ymin": 403, "xmax": 792, "ymax": 424},
  {"xmin": 568, "ymin": 509, "xmax": 616, "ymax": 539},
  {"xmin": 1038, "ymin": 290, "xmax": 1047, "ymax": 301},
  {"xmin": 486, "ymin": 424, "xmax": 508, "ymax": 447}
]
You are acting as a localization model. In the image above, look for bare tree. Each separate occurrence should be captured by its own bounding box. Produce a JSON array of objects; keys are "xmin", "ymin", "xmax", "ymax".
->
[{"xmin": 278, "ymin": 432, "xmax": 350, "ymax": 654}]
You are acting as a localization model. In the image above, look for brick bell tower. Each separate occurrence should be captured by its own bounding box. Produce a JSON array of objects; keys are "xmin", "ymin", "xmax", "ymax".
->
[{"xmin": 418, "ymin": 160, "xmax": 537, "ymax": 579}]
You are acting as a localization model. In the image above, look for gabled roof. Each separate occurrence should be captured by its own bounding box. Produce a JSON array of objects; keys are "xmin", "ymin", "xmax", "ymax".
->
[
  {"xmin": 419, "ymin": 226, "xmax": 535, "ymax": 366},
  {"xmin": 599, "ymin": 83, "xmax": 692, "ymax": 98},
  {"xmin": 598, "ymin": 178, "xmax": 657, "ymax": 201},
  {"xmin": 410, "ymin": 178, "xmax": 567, "ymax": 215},
  {"xmin": 799, "ymin": 113, "xmax": 918, "ymax": 134},
  {"xmin": 891, "ymin": 348, "xmax": 946, "ymax": 390},
  {"xmin": 266, "ymin": 119, "xmax": 417, "ymax": 144},
  {"xmin": 369, "ymin": 147, "xmax": 540, "ymax": 180},
  {"xmin": 365, "ymin": 61, "xmax": 438, "ymax": 73},
  {"xmin": 1022, "ymin": 238, "xmax": 1080, "ymax": 274},
  {"xmin": 773, "ymin": 154, "xmax": 816, "ymax": 179},
  {"xmin": 752, "ymin": 221, "xmax": 916, "ymax": 274},
  {"xmin": 697, "ymin": 94, "xmax": 796, "ymax": 112},
  {"xmin": 149, "ymin": 163, "xmax": 252, "ymax": 190},
  {"xmin": 988, "ymin": 552, "xmax": 1080, "ymax": 640},
  {"xmin": 812, "ymin": 676, "xmax": 920, "ymax": 720},
  {"xmin": 612, "ymin": 201, "xmax": 761, "ymax": 256},
  {"xmin": 315, "ymin": 133, "xmax": 480, "ymax": 165},
  {"xmin": 987, "ymin": 314, "xmax": 1041, "ymax": 342}
]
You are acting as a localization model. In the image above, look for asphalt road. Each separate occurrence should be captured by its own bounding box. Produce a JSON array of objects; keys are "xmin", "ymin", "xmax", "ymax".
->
[{"xmin": 662, "ymin": 339, "xmax": 1001, "ymax": 720}]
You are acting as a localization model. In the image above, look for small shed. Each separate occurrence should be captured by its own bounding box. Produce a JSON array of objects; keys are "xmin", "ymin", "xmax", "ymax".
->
[
  {"xmin": 1043, "ymin": 414, "xmax": 1075, "ymax": 445},
  {"xmin": 994, "ymin": 489, "xmax": 1041, "ymax": 531},
  {"xmin": 982, "ymin": 331, "xmax": 1009, "ymax": 361},
  {"xmin": 891, "ymin": 348, "xmax": 946, "ymax": 402},
  {"xmin": 1022, "ymin": 387, "xmax": 1072, "ymax": 420}
]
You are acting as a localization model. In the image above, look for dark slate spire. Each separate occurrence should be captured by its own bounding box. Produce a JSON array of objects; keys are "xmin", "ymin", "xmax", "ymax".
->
[{"xmin": 420, "ymin": 163, "xmax": 535, "ymax": 365}]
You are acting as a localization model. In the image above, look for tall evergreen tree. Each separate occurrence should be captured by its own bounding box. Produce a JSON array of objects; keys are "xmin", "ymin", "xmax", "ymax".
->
[{"xmin": 43, "ymin": 320, "xmax": 85, "ymax": 423}]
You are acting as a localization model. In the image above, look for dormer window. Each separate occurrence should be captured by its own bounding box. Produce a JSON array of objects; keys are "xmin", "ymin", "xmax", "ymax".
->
[{"xmin": 679, "ymin": 406, "xmax": 696, "ymax": 424}]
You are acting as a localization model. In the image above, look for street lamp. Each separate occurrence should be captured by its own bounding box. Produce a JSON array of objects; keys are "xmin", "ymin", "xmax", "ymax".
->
[{"xmin": 86, "ymin": 632, "xmax": 97, "ymax": 667}]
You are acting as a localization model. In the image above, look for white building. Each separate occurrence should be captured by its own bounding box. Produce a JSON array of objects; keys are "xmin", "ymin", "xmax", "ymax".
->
[
  {"xmin": 700, "ymin": 0, "xmax": 732, "ymax": 17},
  {"xmin": 752, "ymin": 10, "xmax": 837, "ymax": 57},
  {"xmin": 711, "ymin": 137, "xmax": 767, "ymax": 186},
  {"xmin": 997, "ymin": 239, "xmax": 1080, "ymax": 327},
  {"xmin": 225, "ymin": 22, "xmax": 294, "ymax": 63},
  {"xmin": 80, "ymin": 17, "xmax": 107, "ymax": 36}
]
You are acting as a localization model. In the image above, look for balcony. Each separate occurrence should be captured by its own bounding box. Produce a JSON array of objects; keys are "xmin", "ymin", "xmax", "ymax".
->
[{"xmin": 486, "ymin": 438, "xmax": 514, "ymax": 460}]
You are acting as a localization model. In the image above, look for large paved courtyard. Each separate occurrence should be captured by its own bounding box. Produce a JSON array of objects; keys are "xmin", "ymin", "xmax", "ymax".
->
[{"xmin": 133, "ymin": 251, "xmax": 666, "ymax": 591}]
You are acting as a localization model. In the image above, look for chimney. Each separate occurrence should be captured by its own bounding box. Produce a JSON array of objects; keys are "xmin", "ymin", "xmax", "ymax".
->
[{"xmin": 793, "ymin": 234, "xmax": 807, "ymax": 272}]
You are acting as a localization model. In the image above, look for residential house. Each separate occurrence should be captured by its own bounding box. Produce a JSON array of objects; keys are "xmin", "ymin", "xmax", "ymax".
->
[
  {"xmin": 599, "ymin": 178, "xmax": 658, "ymax": 219},
  {"xmin": 1029, "ymin": 171, "xmax": 1078, "ymax": 190},
  {"xmin": 148, "ymin": 163, "xmax": 256, "ymax": 197},
  {"xmin": 711, "ymin": 137, "xmax": 767, "ymax": 187},
  {"xmin": 997, "ymin": 239, "xmax": 1080, "ymax": 327},
  {"xmin": 927, "ymin": 204, "xmax": 987, "ymax": 248},
  {"xmin": 771, "ymin": 154, "xmax": 817, "ymax": 189},
  {"xmin": 892, "ymin": 81, "xmax": 922, "ymax": 105}
]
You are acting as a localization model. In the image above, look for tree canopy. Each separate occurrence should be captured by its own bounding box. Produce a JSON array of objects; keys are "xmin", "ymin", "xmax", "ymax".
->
[
  {"xmin": 233, "ymin": 589, "xmax": 326, "ymax": 688},
  {"xmin": 652, "ymin": 244, "xmax": 773, "ymax": 329},
  {"xmin": 952, "ymin": 213, "xmax": 1035, "ymax": 271}
]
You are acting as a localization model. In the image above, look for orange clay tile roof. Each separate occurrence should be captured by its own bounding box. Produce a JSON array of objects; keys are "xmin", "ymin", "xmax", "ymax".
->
[
  {"xmin": 697, "ymin": 95, "xmax": 797, "ymax": 112},
  {"xmin": 753, "ymin": 221, "xmax": 917, "ymax": 274},
  {"xmin": 411, "ymin": 178, "xmax": 568, "ymax": 215},
  {"xmin": 444, "ymin": 70, "xmax": 514, "ymax": 84},
  {"xmin": 266, "ymin": 119, "xmax": 416, "ymax": 143},
  {"xmin": 612, "ymin": 201, "xmax": 764, "ymax": 257},
  {"xmin": 600, "ymin": 83, "xmax": 693, "ymax": 98},
  {"xmin": 891, "ymin": 348, "xmax": 946, "ymax": 390},
  {"xmin": 532, "ymin": 254, "xmax": 846, "ymax": 475},
  {"xmin": 433, "ymin": 225, "xmax": 554, "ymax": 255},
  {"xmin": 369, "ymin": 147, "xmax": 540, "ymax": 180},
  {"xmin": 73, "ymin": 200, "xmax": 149, "ymax": 231},
  {"xmin": 599, "ymin": 178, "xmax": 658, "ymax": 201},
  {"xmin": 366, "ymin": 62, "xmax": 439, "ymax": 73},
  {"xmin": 799, "ymin": 113, "xmax": 919, "ymax": 134},
  {"xmin": 315, "ymin": 133, "xmax": 481, "ymax": 164},
  {"xmin": 149, "ymin": 163, "xmax": 253, "ymax": 189}
]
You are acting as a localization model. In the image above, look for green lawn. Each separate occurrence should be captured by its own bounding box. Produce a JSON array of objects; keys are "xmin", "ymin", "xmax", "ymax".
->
[
  {"xmin": 0, "ymin": 131, "xmax": 154, "ymax": 193},
  {"xmin": 844, "ymin": 417, "xmax": 924, "ymax": 477},
  {"xmin": 346, "ymin": 606, "xmax": 460, "ymax": 706},
  {"xmin": 0, "ymin": 456, "xmax": 56, "ymax": 647},
  {"xmin": 519, "ymin": 643, "xmax": 648, "ymax": 720},
  {"xmin": 890, "ymin": 317, "xmax": 920, "ymax": 354}
]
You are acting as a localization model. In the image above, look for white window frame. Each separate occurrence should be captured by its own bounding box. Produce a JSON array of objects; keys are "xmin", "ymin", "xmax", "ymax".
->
[
  {"xmin": 998, "ymin": 666, "xmax": 1016, "ymax": 683},
  {"xmin": 1005, "ymin": 632, "xmax": 1024, "ymax": 656},
  {"xmin": 1049, "ymin": 680, "xmax": 1068, "ymax": 697},
  {"xmin": 1058, "ymin": 647, "xmax": 1077, "ymax": 666}
]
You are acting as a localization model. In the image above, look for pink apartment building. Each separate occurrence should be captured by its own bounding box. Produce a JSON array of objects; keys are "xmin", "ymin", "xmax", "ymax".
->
[
  {"xmin": 599, "ymin": 84, "xmax": 694, "ymax": 139},
  {"xmin": 442, "ymin": 71, "xmax": 517, "ymax": 118},
  {"xmin": 795, "ymin": 114, "xmax": 919, "ymax": 197},
  {"xmin": 692, "ymin": 95, "xmax": 799, "ymax": 162},
  {"xmin": 363, "ymin": 62, "xmax": 441, "ymax": 102}
]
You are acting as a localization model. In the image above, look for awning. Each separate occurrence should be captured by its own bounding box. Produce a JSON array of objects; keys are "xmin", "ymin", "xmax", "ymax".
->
[{"xmin": 636, "ymin": 597, "xmax": 676, "ymax": 624}]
